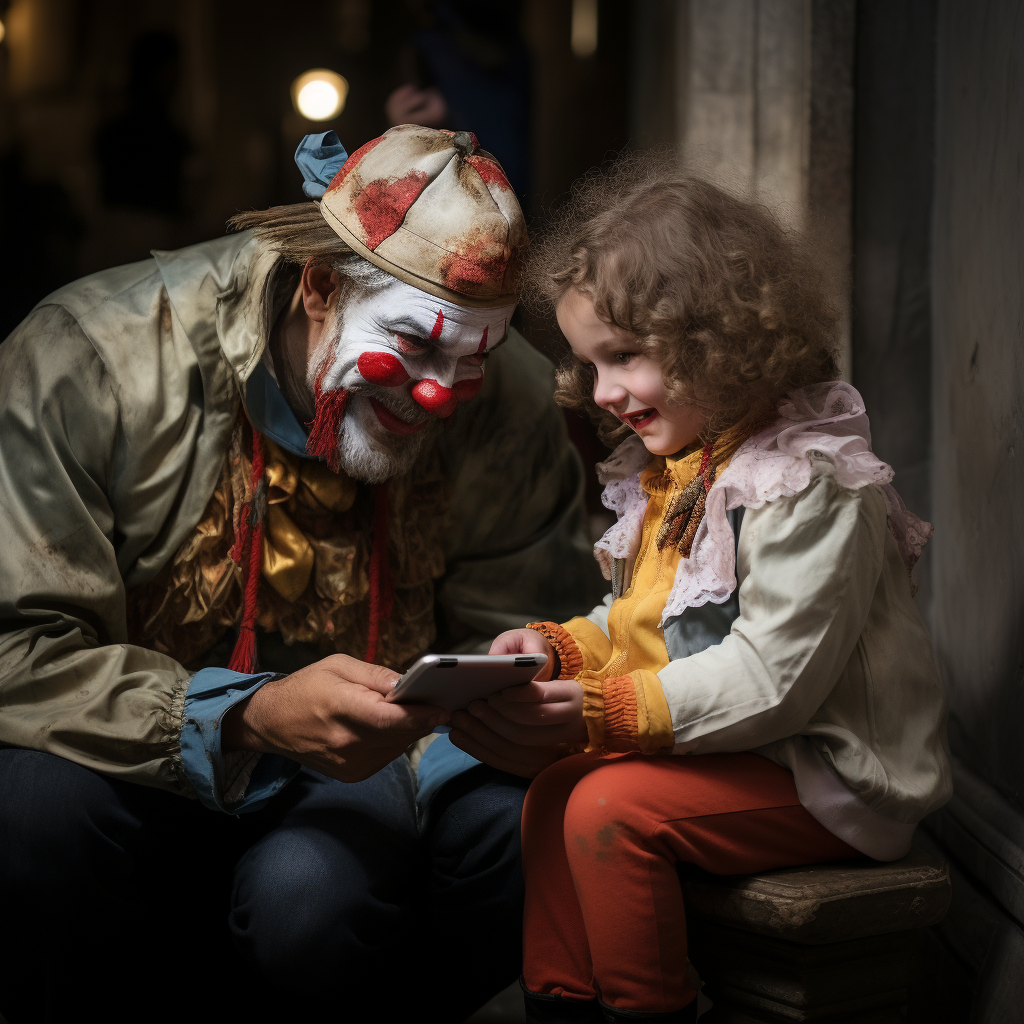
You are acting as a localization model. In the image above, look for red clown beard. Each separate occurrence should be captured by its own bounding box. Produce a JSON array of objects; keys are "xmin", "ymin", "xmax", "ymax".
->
[{"xmin": 305, "ymin": 369, "xmax": 349, "ymax": 473}]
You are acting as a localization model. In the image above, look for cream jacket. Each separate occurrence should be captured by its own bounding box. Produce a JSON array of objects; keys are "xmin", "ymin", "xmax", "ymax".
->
[{"xmin": 541, "ymin": 387, "xmax": 951, "ymax": 859}]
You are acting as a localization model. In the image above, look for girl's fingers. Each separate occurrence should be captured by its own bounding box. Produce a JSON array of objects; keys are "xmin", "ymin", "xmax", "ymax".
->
[
  {"xmin": 487, "ymin": 634, "xmax": 523, "ymax": 656},
  {"xmin": 496, "ymin": 679, "xmax": 577, "ymax": 703},
  {"xmin": 467, "ymin": 699, "xmax": 570, "ymax": 746},
  {"xmin": 488, "ymin": 628, "xmax": 555, "ymax": 661},
  {"xmin": 453, "ymin": 709, "xmax": 538, "ymax": 754},
  {"xmin": 486, "ymin": 693, "xmax": 574, "ymax": 726},
  {"xmin": 448, "ymin": 715, "xmax": 564, "ymax": 779}
]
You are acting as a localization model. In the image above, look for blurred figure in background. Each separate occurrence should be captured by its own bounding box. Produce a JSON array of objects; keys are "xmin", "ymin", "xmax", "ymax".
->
[{"xmin": 386, "ymin": 1, "xmax": 530, "ymax": 199}]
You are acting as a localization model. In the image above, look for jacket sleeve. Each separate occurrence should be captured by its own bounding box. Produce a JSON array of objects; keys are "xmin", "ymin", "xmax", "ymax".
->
[
  {"xmin": 435, "ymin": 333, "xmax": 609, "ymax": 650},
  {"xmin": 0, "ymin": 306, "xmax": 291, "ymax": 804},
  {"xmin": 589, "ymin": 466, "xmax": 888, "ymax": 754}
]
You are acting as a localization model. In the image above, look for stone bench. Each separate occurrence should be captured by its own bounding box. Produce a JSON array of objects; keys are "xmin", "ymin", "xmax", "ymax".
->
[{"xmin": 681, "ymin": 848, "xmax": 951, "ymax": 1023}]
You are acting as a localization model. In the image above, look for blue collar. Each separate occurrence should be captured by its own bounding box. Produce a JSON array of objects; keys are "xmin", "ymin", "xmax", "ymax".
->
[{"xmin": 243, "ymin": 361, "xmax": 313, "ymax": 459}]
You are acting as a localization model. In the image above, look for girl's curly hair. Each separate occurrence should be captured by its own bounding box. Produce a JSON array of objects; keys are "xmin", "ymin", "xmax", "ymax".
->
[{"xmin": 526, "ymin": 154, "xmax": 840, "ymax": 446}]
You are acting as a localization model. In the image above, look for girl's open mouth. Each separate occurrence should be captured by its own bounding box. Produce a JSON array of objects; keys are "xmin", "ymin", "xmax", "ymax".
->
[{"xmin": 622, "ymin": 408, "xmax": 657, "ymax": 429}]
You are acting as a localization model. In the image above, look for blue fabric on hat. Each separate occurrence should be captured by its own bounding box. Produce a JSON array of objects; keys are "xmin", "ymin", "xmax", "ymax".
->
[{"xmin": 294, "ymin": 132, "xmax": 349, "ymax": 199}]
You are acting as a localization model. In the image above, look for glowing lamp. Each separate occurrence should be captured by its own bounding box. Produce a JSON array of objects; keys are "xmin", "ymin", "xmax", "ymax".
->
[
  {"xmin": 0, "ymin": 19, "xmax": 6, "ymax": 44},
  {"xmin": 571, "ymin": 0, "xmax": 598, "ymax": 58},
  {"xmin": 291, "ymin": 69, "xmax": 349, "ymax": 121}
]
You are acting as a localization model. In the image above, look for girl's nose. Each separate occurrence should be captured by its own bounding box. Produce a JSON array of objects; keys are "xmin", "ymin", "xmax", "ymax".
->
[{"xmin": 593, "ymin": 373, "xmax": 629, "ymax": 412}]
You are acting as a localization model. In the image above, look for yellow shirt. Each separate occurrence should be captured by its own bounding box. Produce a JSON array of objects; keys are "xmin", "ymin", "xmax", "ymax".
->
[{"xmin": 555, "ymin": 447, "xmax": 716, "ymax": 752}]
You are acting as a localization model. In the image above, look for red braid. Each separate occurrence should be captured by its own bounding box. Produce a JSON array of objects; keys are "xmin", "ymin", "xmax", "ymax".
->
[
  {"xmin": 228, "ymin": 430, "xmax": 266, "ymax": 674},
  {"xmin": 306, "ymin": 367, "xmax": 349, "ymax": 472},
  {"xmin": 364, "ymin": 482, "xmax": 393, "ymax": 664}
]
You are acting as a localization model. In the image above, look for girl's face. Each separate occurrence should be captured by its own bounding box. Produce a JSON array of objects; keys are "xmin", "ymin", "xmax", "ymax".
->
[{"xmin": 556, "ymin": 288, "xmax": 705, "ymax": 456}]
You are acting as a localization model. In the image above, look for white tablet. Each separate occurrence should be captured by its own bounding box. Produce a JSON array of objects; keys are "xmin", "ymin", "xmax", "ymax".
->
[{"xmin": 387, "ymin": 653, "xmax": 548, "ymax": 711}]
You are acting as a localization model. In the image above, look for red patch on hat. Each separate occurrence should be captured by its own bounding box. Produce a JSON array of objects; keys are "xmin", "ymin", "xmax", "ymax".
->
[
  {"xmin": 440, "ymin": 234, "xmax": 511, "ymax": 293},
  {"xmin": 353, "ymin": 169, "xmax": 431, "ymax": 250},
  {"xmin": 325, "ymin": 136, "xmax": 383, "ymax": 194},
  {"xmin": 466, "ymin": 155, "xmax": 511, "ymax": 191}
]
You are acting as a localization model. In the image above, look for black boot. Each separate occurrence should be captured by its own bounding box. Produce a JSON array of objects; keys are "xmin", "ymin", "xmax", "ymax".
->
[
  {"xmin": 522, "ymin": 978, "xmax": 604, "ymax": 1023},
  {"xmin": 596, "ymin": 997, "xmax": 698, "ymax": 1023}
]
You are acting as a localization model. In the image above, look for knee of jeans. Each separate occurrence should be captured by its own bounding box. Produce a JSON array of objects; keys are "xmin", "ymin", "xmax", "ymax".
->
[
  {"xmin": 231, "ymin": 827, "xmax": 401, "ymax": 977},
  {"xmin": 428, "ymin": 767, "xmax": 528, "ymax": 877},
  {"xmin": 0, "ymin": 749, "xmax": 129, "ymax": 861}
]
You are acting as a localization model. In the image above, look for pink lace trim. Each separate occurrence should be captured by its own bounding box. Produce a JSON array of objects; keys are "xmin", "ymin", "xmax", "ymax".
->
[
  {"xmin": 592, "ymin": 383, "xmax": 934, "ymax": 622},
  {"xmin": 593, "ymin": 435, "xmax": 650, "ymax": 581}
]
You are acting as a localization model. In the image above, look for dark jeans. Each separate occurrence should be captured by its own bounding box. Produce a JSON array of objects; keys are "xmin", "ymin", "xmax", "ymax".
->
[{"xmin": 0, "ymin": 748, "xmax": 529, "ymax": 1023}]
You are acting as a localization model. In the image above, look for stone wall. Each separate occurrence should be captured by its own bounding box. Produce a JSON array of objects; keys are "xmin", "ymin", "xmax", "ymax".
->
[{"xmin": 920, "ymin": 0, "xmax": 1024, "ymax": 1017}]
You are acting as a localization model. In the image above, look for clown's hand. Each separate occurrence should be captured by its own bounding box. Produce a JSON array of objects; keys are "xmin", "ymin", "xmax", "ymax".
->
[
  {"xmin": 449, "ymin": 708, "xmax": 570, "ymax": 779},
  {"xmin": 222, "ymin": 654, "xmax": 448, "ymax": 783}
]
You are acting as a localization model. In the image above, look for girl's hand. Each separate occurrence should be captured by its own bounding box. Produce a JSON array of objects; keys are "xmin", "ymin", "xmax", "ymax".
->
[
  {"xmin": 489, "ymin": 628, "xmax": 556, "ymax": 681},
  {"xmin": 483, "ymin": 628, "xmax": 587, "ymax": 746},
  {"xmin": 473, "ymin": 677, "xmax": 587, "ymax": 746},
  {"xmin": 449, "ymin": 709, "xmax": 569, "ymax": 779}
]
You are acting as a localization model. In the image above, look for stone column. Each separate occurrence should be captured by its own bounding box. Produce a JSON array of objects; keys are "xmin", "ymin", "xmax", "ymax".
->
[{"xmin": 633, "ymin": 0, "xmax": 855, "ymax": 376}]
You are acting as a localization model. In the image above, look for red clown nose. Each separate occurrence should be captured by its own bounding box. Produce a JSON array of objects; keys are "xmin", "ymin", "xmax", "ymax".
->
[
  {"xmin": 357, "ymin": 351, "xmax": 410, "ymax": 387},
  {"xmin": 411, "ymin": 379, "xmax": 458, "ymax": 418}
]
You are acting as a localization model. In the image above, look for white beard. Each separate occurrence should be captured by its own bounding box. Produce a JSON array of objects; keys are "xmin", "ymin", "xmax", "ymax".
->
[
  {"xmin": 335, "ymin": 394, "xmax": 438, "ymax": 484},
  {"xmin": 306, "ymin": 272, "xmax": 513, "ymax": 483}
]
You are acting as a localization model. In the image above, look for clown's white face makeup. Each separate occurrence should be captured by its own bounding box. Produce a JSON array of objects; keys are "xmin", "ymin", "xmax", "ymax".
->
[
  {"xmin": 312, "ymin": 276, "xmax": 515, "ymax": 483},
  {"xmin": 556, "ymin": 288, "xmax": 705, "ymax": 457}
]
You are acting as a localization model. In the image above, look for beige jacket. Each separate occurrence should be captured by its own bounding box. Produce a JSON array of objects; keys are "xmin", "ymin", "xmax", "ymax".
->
[{"xmin": 0, "ymin": 231, "xmax": 604, "ymax": 796}]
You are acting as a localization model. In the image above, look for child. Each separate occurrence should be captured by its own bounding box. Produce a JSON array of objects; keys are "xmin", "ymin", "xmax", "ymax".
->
[{"xmin": 448, "ymin": 161, "xmax": 951, "ymax": 1023}]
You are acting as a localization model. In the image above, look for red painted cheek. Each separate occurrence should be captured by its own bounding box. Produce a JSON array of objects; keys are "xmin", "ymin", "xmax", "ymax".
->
[
  {"xmin": 411, "ymin": 379, "xmax": 458, "ymax": 418},
  {"xmin": 357, "ymin": 351, "xmax": 410, "ymax": 387},
  {"xmin": 452, "ymin": 375, "xmax": 483, "ymax": 402}
]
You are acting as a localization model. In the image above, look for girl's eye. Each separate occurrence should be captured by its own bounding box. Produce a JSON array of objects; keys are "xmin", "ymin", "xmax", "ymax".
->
[{"xmin": 615, "ymin": 352, "xmax": 635, "ymax": 365}]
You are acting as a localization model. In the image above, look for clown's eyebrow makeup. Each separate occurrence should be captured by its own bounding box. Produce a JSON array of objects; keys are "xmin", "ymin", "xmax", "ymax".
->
[
  {"xmin": 374, "ymin": 315, "xmax": 431, "ymax": 341},
  {"xmin": 373, "ymin": 313, "xmax": 510, "ymax": 355}
]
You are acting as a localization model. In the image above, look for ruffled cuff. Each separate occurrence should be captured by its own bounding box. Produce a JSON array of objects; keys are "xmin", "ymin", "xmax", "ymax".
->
[
  {"xmin": 603, "ymin": 675, "xmax": 640, "ymax": 751},
  {"xmin": 527, "ymin": 621, "xmax": 584, "ymax": 679},
  {"xmin": 580, "ymin": 669, "xmax": 675, "ymax": 754}
]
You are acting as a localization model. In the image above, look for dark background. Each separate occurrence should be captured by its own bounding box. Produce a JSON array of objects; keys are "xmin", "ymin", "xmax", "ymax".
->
[
  {"xmin": 0, "ymin": 0, "xmax": 633, "ymax": 342},
  {"xmin": 0, "ymin": 2, "xmax": 1021, "ymax": 1020}
]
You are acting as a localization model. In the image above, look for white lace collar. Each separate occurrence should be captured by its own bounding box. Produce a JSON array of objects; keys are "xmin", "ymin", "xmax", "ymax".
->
[{"xmin": 592, "ymin": 382, "xmax": 933, "ymax": 624}]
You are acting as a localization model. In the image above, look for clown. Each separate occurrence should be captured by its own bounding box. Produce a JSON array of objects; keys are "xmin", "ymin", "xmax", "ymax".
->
[
  {"xmin": 0, "ymin": 126, "xmax": 605, "ymax": 1022},
  {"xmin": 293, "ymin": 127, "xmax": 525, "ymax": 483}
]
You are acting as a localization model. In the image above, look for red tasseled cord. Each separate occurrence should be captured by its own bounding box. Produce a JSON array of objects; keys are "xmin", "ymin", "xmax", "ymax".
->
[
  {"xmin": 364, "ymin": 483, "xmax": 393, "ymax": 664},
  {"xmin": 228, "ymin": 430, "xmax": 266, "ymax": 674},
  {"xmin": 306, "ymin": 371, "xmax": 349, "ymax": 473},
  {"xmin": 700, "ymin": 442, "xmax": 713, "ymax": 490}
]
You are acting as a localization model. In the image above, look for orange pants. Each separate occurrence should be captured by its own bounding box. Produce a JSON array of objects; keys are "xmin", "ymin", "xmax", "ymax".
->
[{"xmin": 522, "ymin": 751, "xmax": 859, "ymax": 1013}]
